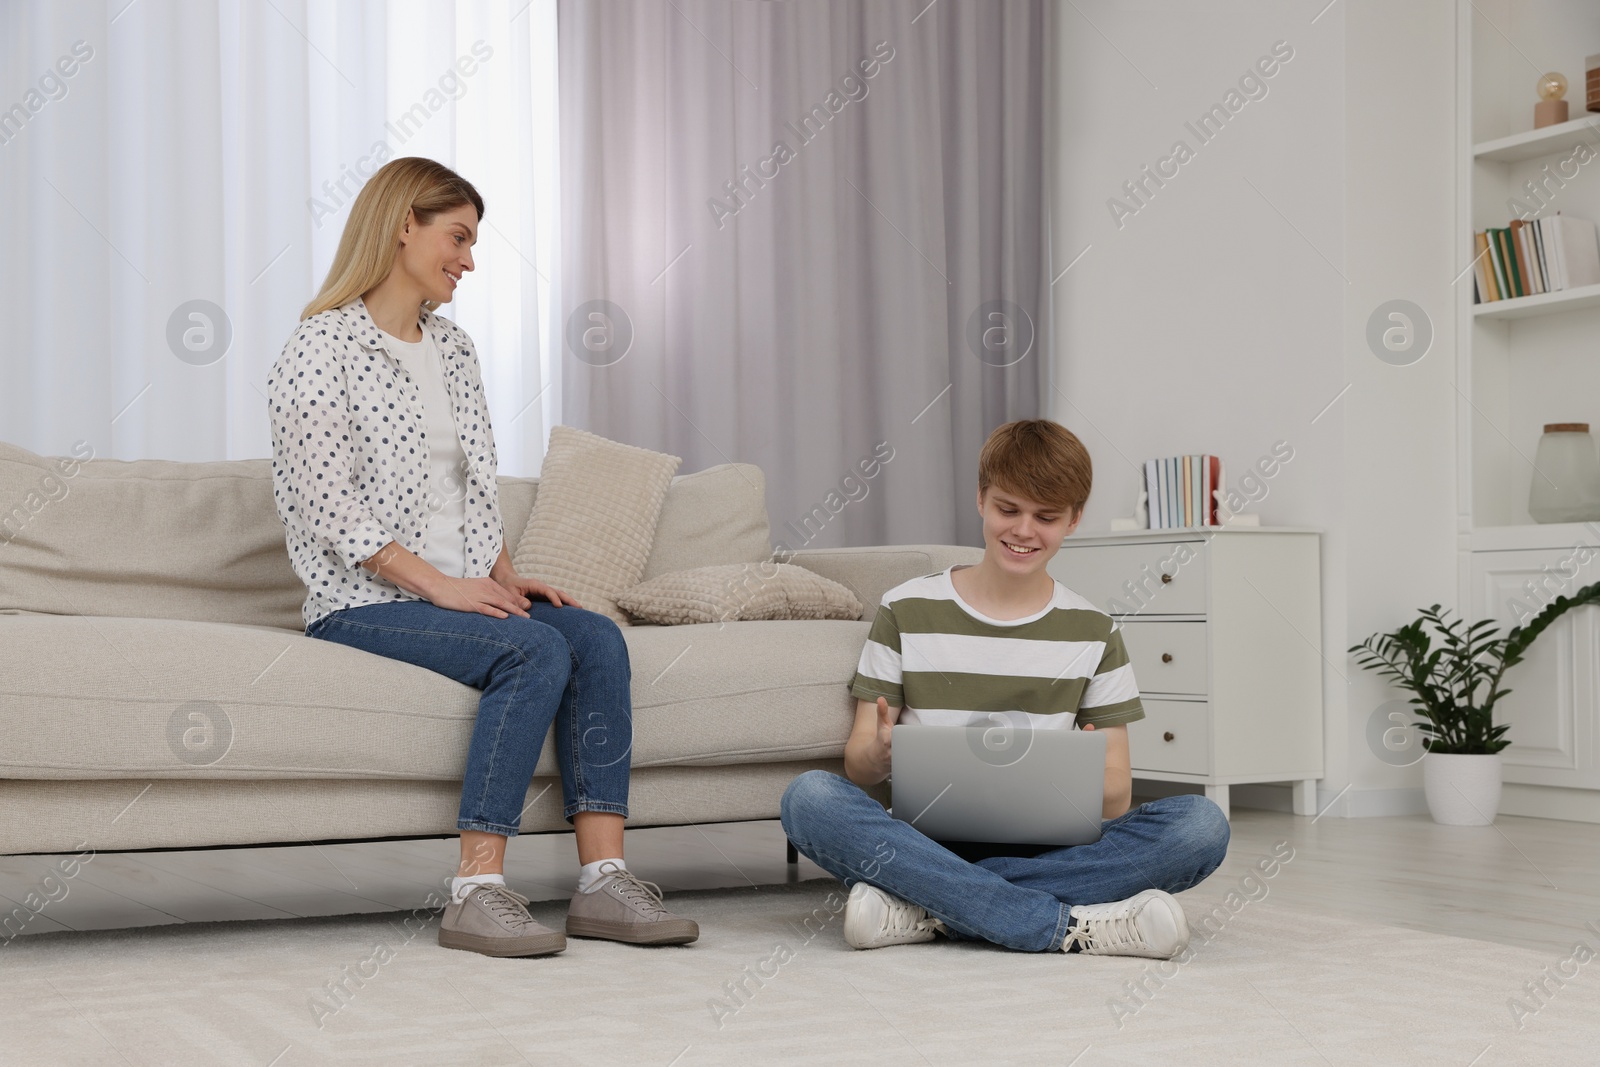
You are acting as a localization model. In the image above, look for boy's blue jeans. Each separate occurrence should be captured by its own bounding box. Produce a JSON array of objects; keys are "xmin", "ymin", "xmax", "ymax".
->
[
  {"xmin": 306, "ymin": 599, "xmax": 632, "ymax": 836},
  {"xmin": 780, "ymin": 770, "xmax": 1230, "ymax": 952}
]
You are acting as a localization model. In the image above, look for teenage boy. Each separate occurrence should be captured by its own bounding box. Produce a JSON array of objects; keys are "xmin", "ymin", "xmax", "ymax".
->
[{"xmin": 780, "ymin": 420, "xmax": 1230, "ymax": 956}]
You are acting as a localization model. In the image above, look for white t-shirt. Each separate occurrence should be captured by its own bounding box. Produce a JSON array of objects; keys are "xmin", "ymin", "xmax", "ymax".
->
[{"xmin": 377, "ymin": 326, "xmax": 469, "ymax": 580}]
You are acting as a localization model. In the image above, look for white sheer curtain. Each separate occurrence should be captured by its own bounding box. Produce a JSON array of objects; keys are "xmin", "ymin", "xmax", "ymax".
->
[
  {"xmin": 0, "ymin": 0, "xmax": 561, "ymax": 476},
  {"xmin": 557, "ymin": 0, "xmax": 1050, "ymax": 550}
]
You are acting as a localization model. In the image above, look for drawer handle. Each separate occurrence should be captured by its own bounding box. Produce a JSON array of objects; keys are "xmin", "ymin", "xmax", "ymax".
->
[
  {"xmin": 1163, "ymin": 731, "xmax": 1175, "ymax": 742},
  {"xmin": 1160, "ymin": 573, "xmax": 1173, "ymax": 584},
  {"xmin": 1161, "ymin": 653, "xmax": 1173, "ymax": 663}
]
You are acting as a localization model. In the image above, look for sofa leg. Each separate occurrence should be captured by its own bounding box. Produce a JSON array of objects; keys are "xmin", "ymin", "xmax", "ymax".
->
[{"xmin": 785, "ymin": 838, "xmax": 798, "ymax": 865}]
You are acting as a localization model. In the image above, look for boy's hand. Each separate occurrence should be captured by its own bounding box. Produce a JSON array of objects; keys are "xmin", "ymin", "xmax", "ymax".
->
[
  {"xmin": 875, "ymin": 696, "xmax": 895, "ymax": 767},
  {"xmin": 1079, "ymin": 720, "xmax": 1134, "ymax": 819},
  {"xmin": 844, "ymin": 696, "xmax": 899, "ymax": 787}
]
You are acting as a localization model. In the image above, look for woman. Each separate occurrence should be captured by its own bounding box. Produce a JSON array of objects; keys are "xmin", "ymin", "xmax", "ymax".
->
[{"xmin": 266, "ymin": 156, "xmax": 697, "ymax": 958}]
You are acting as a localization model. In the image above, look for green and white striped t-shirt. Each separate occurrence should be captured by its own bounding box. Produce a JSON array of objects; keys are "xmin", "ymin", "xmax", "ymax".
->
[{"xmin": 849, "ymin": 564, "xmax": 1145, "ymax": 730}]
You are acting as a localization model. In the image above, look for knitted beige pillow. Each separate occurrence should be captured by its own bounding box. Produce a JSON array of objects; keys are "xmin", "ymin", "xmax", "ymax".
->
[
  {"xmin": 616, "ymin": 563, "xmax": 864, "ymax": 625},
  {"xmin": 511, "ymin": 426, "xmax": 682, "ymax": 625}
]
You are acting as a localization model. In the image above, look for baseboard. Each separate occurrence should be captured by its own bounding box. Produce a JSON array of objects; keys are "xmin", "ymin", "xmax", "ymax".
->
[
  {"xmin": 1132, "ymin": 779, "xmax": 1600, "ymax": 823},
  {"xmin": 1311, "ymin": 785, "xmax": 1432, "ymax": 818},
  {"xmin": 1131, "ymin": 780, "xmax": 1431, "ymax": 818},
  {"xmin": 1500, "ymin": 783, "xmax": 1600, "ymax": 824}
]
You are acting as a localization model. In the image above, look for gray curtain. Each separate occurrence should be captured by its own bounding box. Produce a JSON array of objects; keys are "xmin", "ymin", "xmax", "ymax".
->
[{"xmin": 558, "ymin": 0, "xmax": 1049, "ymax": 552}]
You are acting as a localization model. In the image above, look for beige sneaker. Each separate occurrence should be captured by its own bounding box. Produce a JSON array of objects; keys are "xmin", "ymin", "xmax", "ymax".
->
[
  {"xmin": 843, "ymin": 882, "xmax": 949, "ymax": 949},
  {"xmin": 565, "ymin": 862, "xmax": 699, "ymax": 945},
  {"xmin": 1060, "ymin": 889, "xmax": 1190, "ymax": 959},
  {"xmin": 438, "ymin": 883, "xmax": 566, "ymax": 957}
]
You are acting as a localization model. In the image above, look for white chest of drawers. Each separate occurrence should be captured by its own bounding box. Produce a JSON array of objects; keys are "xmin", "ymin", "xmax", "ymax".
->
[{"xmin": 1046, "ymin": 527, "xmax": 1325, "ymax": 818}]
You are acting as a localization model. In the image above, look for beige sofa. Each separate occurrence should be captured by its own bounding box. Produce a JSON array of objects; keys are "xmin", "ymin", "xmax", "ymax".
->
[{"xmin": 0, "ymin": 441, "xmax": 978, "ymax": 857}]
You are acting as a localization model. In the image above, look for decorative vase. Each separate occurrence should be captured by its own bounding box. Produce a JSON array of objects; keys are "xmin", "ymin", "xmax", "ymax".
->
[
  {"xmin": 1422, "ymin": 753, "xmax": 1502, "ymax": 825},
  {"xmin": 1529, "ymin": 423, "xmax": 1600, "ymax": 523}
]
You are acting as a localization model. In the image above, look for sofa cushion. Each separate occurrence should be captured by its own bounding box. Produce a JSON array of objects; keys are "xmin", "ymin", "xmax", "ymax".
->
[
  {"xmin": 0, "ymin": 442, "xmax": 305, "ymax": 633},
  {"xmin": 510, "ymin": 427, "xmax": 681, "ymax": 625},
  {"xmin": 500, "ymin": 463, "xmax": 772, "ymax": 584},
  {"xmin": 0, "ymin": 438, "xmax": 772, "ymax": 637},
  {"xmin": 617, "ymin": 563, "xmax": 863, "ymax": 625},
  {"xmin": 496, "ymin": 474, "xmax": 538, "ymax": 555},
  {"xmin": 640, "ymin": 463, "xmax": 771, "ymax": 579},
  {"xmin": 0, "ymin": 614, "xmax": 866, "ymax": 780},
  {"xmin": 785, "ymin": 545, "xmax": 985, "ymax": 614}
]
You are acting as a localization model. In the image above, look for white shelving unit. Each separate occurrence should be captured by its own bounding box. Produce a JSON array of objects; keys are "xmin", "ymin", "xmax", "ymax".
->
[
  {"xmin": 1459, "ymin": 1, "xmax": 1600, "ymax": 534},
  {"xmin": 1458, "ymin": 1, "xmax": 1600, "ymax": 822},
  {"xmin": 1471, "ymin": 281, "xmax": 1600, "ymax": 320},
  {"xmin": 1473, "ymin": 113, "xmax": 1600, "ymax": 163}
]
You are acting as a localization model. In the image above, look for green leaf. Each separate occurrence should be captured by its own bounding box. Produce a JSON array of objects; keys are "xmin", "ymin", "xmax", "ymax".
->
[{"xmin": 1350, "ymin": 579, "xmax": 1600, "ymax": 756}]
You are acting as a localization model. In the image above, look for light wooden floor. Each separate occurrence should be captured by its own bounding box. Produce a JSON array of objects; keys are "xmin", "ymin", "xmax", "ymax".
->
[{"xmin": 5, "ymin": 801, "xmax": 1598, "ymax": 955}]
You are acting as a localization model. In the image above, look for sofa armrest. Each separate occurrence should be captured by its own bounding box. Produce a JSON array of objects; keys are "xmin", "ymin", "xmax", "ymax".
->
[{"xmin": 785, "ymin": 544, "xmax": 984, "ymax": 618}]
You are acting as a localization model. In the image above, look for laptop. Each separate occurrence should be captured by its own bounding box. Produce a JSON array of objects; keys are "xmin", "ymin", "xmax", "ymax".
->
[{"xmin": 889, "ymin": 719, "xmax": 1106, "ymax": 847}]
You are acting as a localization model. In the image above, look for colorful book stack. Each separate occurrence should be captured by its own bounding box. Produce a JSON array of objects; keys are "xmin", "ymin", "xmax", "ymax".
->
[
  {"xmin": 1472, "ymin": 212, "xmax": 1600, "ymax": 302},
  {"xmin": 1143, "ymin": 455, "xmax": 1221, "ymax": 528}
]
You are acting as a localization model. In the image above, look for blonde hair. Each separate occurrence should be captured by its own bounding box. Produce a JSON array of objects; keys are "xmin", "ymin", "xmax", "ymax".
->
[
  {"xmin": 301, "ymin": 157, "xmax": 485, "ymax": 320},
  {"xmin": 977, "ymin": 419, "xmax": 1092, "ymax": 520}
]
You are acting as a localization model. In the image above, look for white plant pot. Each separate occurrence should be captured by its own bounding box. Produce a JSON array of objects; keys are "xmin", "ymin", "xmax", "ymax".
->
[{"xmin": 1422, "ymin": 752, "xmax": 1503, "ymax": 825}]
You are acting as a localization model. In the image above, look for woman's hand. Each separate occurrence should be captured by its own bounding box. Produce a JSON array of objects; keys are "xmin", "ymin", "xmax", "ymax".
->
[
  {"xmin": 428, "ymin": 574, "xmax": 581, "ymax": 618},
  {"xmin": 497, "ymin": 573, "xmax": 582, "ymax": 610}
]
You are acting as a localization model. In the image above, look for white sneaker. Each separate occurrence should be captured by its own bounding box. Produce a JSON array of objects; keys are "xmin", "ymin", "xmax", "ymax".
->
[
  {"xmin": 843, "ymin": 883, "xmax": 949, "ymax": 949},
  {"xmin": 1060, "ymin": 889, "xmax": 1190, "ymax": 959}
]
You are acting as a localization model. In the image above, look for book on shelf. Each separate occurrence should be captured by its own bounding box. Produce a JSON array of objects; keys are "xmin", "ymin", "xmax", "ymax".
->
[
  {"xmin": 1510, "ymin": 220, "xmax": 1531, "ymax": 296},
  {"xmin": 1473, "ymin": 231, "xmax": 1496, "ymax": 300},
  {"xmin": 1181, "ymin": 455, "xmax": 1191, "ymax": 526},
  {"xmin": 1142, "ymin": 454, "xmax": 1221, "ymax": 528},
  {"xmin": 1472, "ymin": 212, "xmax": 1600, "ymax": 303}
]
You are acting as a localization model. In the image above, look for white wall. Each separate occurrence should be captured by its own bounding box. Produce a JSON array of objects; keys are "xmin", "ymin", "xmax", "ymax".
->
[
  {"xmin": 1341, "ymin": 0, "xmax": 1459, "ymax": 815},
  {"xmin": 1050, "ymin": 0, "xmax": 1459, "ymax": 816}
]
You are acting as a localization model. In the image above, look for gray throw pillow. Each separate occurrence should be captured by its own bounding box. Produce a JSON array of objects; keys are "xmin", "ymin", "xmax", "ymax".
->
[{"xmin": 616, "ymin": 563, "xmax": 864, "ymax": 625}]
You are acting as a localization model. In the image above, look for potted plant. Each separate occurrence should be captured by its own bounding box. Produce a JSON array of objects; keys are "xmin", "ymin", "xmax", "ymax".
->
[{"xmin": 1350, "ymin": 580, "xmax": 1600, "ymax": 825}]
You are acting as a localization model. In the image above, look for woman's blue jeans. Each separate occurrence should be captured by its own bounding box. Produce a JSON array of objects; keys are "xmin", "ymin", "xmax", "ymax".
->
[
  {"xmin": 306, "ymin": 599, "xmax": 632, "ymax": 836},
  {"xmin": 780, "ymin": 770, "xmax": 1231, "ymax": 952}
]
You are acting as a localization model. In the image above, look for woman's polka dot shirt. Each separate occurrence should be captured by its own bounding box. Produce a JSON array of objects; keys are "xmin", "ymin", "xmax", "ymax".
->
[{"xmin": 266, "ymin": 297, "xmax": 503, "ymax": 632}]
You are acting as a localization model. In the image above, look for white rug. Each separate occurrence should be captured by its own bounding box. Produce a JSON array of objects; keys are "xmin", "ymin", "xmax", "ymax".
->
[{"xmin": 1, "ymin": 878, "xmax": 1593, "ymax": 1066}]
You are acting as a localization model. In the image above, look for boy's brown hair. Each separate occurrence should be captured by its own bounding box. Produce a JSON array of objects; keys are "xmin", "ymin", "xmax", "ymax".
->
[{"xmin": 977, "ymin": 419, "xmax": 1091, "ymax": 521}]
